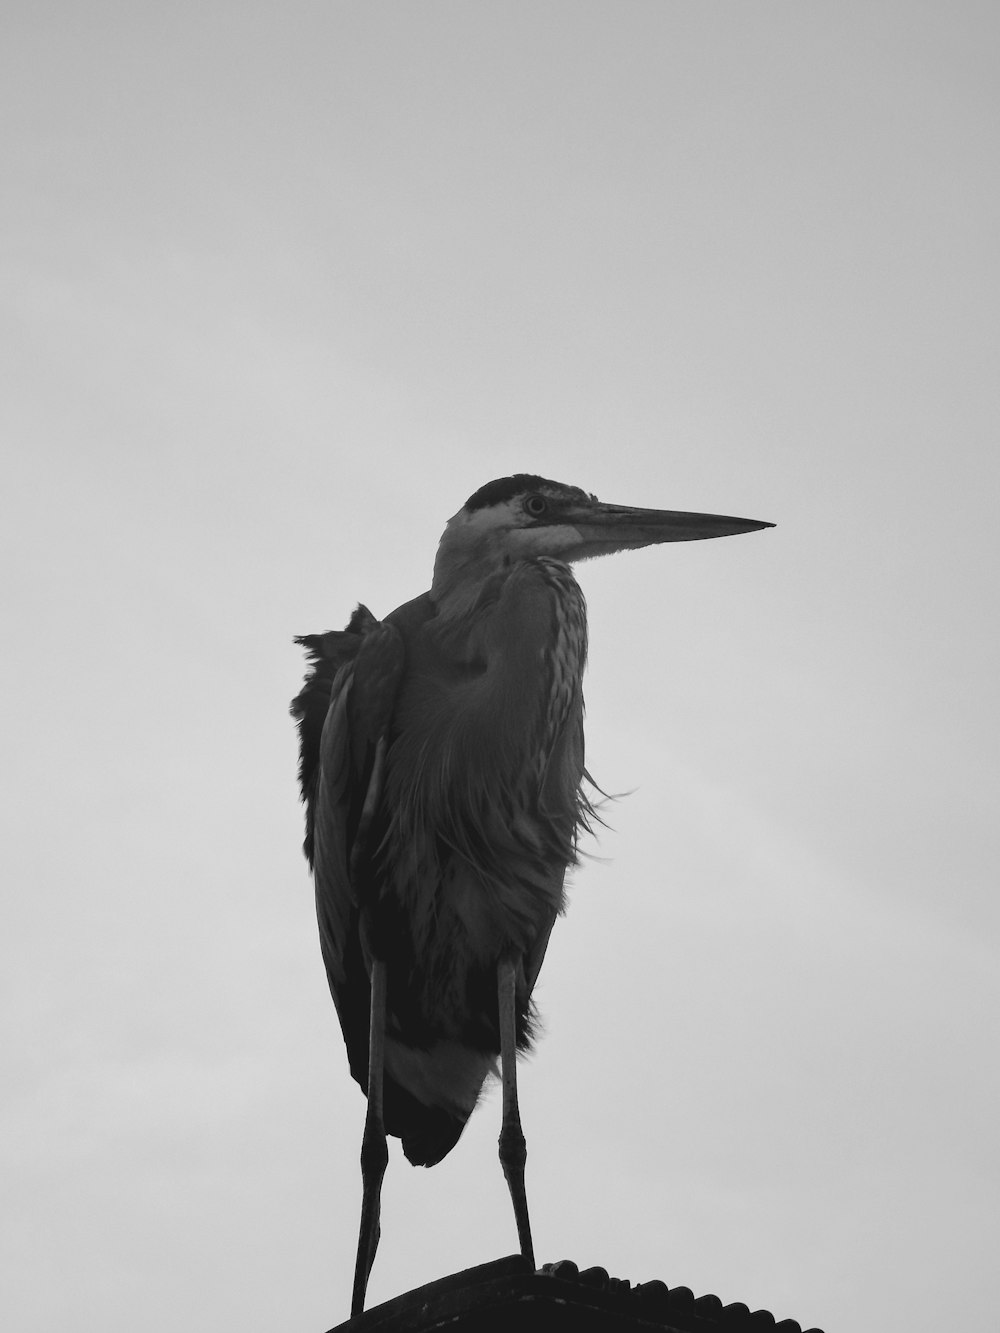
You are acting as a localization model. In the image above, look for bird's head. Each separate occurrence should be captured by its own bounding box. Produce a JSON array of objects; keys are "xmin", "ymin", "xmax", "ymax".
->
[{"xmin": 430, "ymin": 473, "xmax": 773, "ymax": 614}]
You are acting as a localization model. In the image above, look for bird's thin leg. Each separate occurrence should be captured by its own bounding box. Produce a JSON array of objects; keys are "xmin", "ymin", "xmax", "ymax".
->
[
  {"xmin": 497, "ymin": 955, "xmax": 536, "ymax": 1270},
  {"xmin": 351, "ymin": 958, "xmax": 388, "ymax": 1318}
]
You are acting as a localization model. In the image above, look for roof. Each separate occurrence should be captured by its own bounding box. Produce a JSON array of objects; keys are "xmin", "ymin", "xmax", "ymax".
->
[{"xmin": 327, "ymin": 1255, "xmax": 825, "ymax": 1333}]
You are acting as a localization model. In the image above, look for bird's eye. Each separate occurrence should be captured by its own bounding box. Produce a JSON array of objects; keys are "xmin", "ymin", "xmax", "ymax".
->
[{"xmin": 524, "ymin": 494, "xmax": 548, "ymax": 517}]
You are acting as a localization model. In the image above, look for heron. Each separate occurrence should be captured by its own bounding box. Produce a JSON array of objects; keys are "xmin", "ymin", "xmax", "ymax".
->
[{"xmin": 291, "ymin": 473, "xmax": 772, "ymax": 1315}]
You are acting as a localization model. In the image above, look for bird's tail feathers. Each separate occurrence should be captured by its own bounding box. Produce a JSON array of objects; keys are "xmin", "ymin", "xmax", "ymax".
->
[{"xmin": 381, "ymin": 1076, "xmax": 468, "ymax": 1167}]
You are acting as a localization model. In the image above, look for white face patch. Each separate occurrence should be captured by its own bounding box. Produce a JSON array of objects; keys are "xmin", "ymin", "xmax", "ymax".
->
[
  {"xmin": 442, "ymin": 497, "xmax": 581, "ymax": 562},
  {"xmin": 505, "ymin": 523, "xmax": 582, "ymax": 560},
  {"xmin": 433, "ymin": 492, "xmax": 588, "ymax": 612},
  {"xmin": 442, "ymin": 497, "xmax": 521, "ymax": 544}
]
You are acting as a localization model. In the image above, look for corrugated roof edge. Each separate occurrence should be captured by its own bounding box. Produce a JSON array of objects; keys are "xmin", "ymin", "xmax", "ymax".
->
[{"xmin": 326, "ymin": 1254, "xmax": 826, "ymax": 1333}]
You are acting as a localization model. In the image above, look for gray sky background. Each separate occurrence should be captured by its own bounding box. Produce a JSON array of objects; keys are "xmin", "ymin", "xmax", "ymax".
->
[{"xmin": 3, "ymin": 4, "xmax": 998, "ymax": 1331}]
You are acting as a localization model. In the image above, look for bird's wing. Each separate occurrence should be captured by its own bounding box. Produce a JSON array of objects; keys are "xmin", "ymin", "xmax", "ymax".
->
[
  {"xmin": 291, "ymin": 605, "xmax": 406, "ymax": 1083},
  {"xmin": 290, "ymin": 605, "xmax": 380, "ymax": 865}
]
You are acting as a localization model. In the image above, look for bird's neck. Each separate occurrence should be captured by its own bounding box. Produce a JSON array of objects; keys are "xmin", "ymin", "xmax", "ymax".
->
[{"xmin": 430, "ymin": 542, "xmax": 506, "ymax": 621}]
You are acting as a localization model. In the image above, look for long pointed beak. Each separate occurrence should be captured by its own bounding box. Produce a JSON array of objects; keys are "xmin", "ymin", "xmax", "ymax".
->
[{"xmin": 562, "ymin": 500, "xmax": 774, "ymax": 557}]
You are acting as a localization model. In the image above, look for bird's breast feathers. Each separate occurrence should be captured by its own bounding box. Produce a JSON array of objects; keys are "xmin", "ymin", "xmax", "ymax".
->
[{"xmin": 375, "ymin": 559, "xmax": 589, "ymax": 952}]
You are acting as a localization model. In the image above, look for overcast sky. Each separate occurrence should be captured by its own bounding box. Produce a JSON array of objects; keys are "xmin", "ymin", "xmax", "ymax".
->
[{"xmin": 3, "ymin": 4, "xmax": 999, "ymax": 1331}]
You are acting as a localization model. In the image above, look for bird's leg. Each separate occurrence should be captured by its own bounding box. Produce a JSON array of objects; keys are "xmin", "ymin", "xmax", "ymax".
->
[
  {"xmin": 351, "ymin": 958, "xmax": 388, "ymax": 1318},
  {"xmin": 497, "ymin": 955, "xmax": 536, "ymax": 1270}
]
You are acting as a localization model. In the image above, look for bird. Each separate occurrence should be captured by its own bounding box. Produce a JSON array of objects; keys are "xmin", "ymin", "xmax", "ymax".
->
[{"xmin": 291, "ymin": 473, "xmax": 773, "ymax": 1315}]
